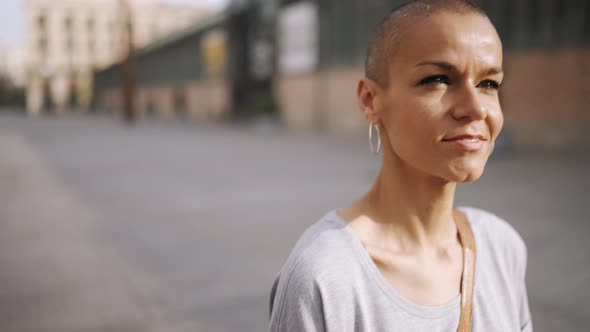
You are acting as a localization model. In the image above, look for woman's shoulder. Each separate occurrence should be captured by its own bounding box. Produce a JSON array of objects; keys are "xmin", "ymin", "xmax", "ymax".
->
[
  {"xmin": 458, "ymin": 206, "xmax": 525, "ymax": 245},
  {"xmin": 269, "ymin": 210, "xmax": 364, "ymax": 323},
  {"xmin": 278, "ymin": 210, "xmax": 361, "ymax": 281},
  {"xmin": 458, "ymin": 206, "xmax": 528, "ymax": 275}
]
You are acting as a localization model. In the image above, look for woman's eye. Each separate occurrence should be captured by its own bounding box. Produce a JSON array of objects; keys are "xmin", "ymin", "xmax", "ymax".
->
[
  {"xmin": 478, "ymin": 80, "xmax": 501, "ymax": 90},
  {"xmin": 419, "ymin": 75, "xmax": 450, "ymax": 86}
]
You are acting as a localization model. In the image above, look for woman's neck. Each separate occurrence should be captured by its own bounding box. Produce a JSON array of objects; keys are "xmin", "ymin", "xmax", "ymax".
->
[{"xmin": 343, "ymin": 154, "xmax": 459, "ymax": 253}]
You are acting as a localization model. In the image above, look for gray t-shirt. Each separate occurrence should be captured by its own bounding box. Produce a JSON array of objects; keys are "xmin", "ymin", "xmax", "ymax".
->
[{"xmin": 269, "ymin": 207, "xmax": 532, "ymax": 332}]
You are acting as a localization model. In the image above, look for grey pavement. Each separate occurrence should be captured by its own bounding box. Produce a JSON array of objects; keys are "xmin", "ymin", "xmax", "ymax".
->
[{"xmin": 0, "ymin": 110, "xmax": 588, "ymax": 331}]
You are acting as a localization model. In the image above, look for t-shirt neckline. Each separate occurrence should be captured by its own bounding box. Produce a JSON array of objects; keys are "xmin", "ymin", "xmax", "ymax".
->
[{"xmin": 327, "ymin": 208, "xmax": 466, "ymax": 319}]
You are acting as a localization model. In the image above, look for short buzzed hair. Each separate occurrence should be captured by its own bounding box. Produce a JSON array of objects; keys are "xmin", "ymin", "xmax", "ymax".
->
[{"xmin": 365, "ymin": 0, "xmax": 488, "ymax": 87}]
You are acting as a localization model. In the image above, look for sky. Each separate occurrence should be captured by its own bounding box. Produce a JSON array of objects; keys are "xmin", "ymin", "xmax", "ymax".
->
[{"xmin": 0, "ymin": 0, "xmax": 230, "ymax": 48}]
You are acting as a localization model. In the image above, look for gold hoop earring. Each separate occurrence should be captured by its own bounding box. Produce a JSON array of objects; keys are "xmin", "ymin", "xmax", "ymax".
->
[{"xmin": 369, "ymin": 122, "xmax": 381, "ymax": 154}]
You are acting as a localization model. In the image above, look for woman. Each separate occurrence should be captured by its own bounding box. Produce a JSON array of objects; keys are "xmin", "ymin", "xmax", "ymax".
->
[{"xmin": 269, "ymin": 0, "xmax": 532, "ymax": 331}]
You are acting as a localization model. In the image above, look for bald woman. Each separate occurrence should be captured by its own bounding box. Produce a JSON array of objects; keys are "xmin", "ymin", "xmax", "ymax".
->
[{"xmin": 269, "ymin": 1, "xmax": 532, "ymax": 331}]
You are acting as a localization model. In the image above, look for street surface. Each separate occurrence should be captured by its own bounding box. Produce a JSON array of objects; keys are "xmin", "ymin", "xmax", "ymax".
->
[{"xmin": 0, "ymin": 111, "xmax": 588, "ymax": 331}]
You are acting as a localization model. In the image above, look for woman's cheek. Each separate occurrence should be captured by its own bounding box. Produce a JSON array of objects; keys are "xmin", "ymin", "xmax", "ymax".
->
[{"xmin": 488, "ymin": 106, "xmax": 504, "ymax": 140}]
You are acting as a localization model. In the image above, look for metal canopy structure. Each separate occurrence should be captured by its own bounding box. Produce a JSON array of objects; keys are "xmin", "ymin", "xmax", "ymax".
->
[
  {"xmin": 94, "ymin": 12, "xmax": 228, "ymax": 92},
  {"xmin": 315, "ymin": 0, "xmax": 590, "ymax": 69}
]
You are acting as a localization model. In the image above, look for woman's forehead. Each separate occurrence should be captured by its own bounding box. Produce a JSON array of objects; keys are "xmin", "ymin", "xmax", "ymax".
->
[{"xmin": 392, "ymin": 13, "xmax": 502, "ymax": 69}]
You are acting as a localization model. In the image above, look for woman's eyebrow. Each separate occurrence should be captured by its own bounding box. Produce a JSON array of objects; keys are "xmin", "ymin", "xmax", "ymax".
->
[
  {"xmin": 415, "ymin": 61, "xmax": 455, "ymax": 70},
  {"xmin": 484, "ymin": 67, "xmax": 503, "ymax": 75},
  {"xmin": 415, "ymin": 61, "xmax": 503, "ymax": 75}
]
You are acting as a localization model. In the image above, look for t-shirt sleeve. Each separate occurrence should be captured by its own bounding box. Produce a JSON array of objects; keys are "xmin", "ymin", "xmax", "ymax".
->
[
  {"xmin": 268, "ymin": 263, "xmax": 326, "ymax": 332},
  {"xmin": 517, "ymin": 240, "xmax": 533, "ymax": 331},
  {"xmin": 480, "ymin": 208, "xmax": 533, "ymax": 331},
  {"xmin": 520, "ymin": 279, "xmax": 532, "ymax": 331}
]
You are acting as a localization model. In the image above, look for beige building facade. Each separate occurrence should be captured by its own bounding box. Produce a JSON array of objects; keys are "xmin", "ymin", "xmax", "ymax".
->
[
  {"xmin": 0, "ymin": 42, "xmax": 26, "ymax": 88},
  {"xmin": 25, "ymin": 0, "xmax": 210, "ymax": 115}
]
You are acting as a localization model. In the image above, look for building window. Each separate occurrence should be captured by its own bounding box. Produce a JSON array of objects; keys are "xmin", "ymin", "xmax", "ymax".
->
[
  {"xmin": 65, "ymin": 37, "xmax": 73, "ymax": 52},
  {"xmin": 39, "ymin": 37, "xmax": 48, "ymax": 54},
  {"xmin": 37, "ymin": 14, "xmax": 46, "ymax": 29},
  {"xmin": 64, "ymin": 15, "xmax": 73, "ymax": 32},
  {"xmin": 37, "ymin": 12, "xmax": 48, "ymax": 54},
  {"xmin": 64, "ymin": 16, "xmax": 74, "ymax": 52},
  {"xmin": 87, "ymin": 18, "xmax": 95, "ymax": 54}
]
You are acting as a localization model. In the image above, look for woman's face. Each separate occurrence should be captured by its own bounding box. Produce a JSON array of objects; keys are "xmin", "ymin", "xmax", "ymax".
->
[{"xmin": 370, "ymin": 12, "xmax": 503, "ymax": 183}]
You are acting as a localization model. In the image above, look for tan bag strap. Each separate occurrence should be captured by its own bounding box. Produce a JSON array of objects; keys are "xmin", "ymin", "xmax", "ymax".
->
[{"xmin": 454, "ymin": 210, "xmax": 476, "ymax": 332}]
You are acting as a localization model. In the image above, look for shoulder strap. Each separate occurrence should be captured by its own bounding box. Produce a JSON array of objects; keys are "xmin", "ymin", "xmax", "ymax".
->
[{"xmin": 454, "ymin": 210, "xmax": 476, "ymax": 332}]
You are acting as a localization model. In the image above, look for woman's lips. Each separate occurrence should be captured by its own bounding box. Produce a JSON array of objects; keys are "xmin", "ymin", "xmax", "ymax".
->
[{"xmin": 442, "ymin": 136, "xmax": 486, "ymax": 151}]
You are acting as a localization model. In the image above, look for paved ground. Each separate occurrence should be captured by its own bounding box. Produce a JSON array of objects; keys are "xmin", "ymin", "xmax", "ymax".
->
[{"xmin": 0, "ymin": 110, "xmax": 588, "ymax": 331}]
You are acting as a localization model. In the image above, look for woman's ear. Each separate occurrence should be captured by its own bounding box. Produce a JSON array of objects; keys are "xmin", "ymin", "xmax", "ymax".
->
[{"xmin": 357, "ymin": 78, "xmax": 382, "ymax": 123}]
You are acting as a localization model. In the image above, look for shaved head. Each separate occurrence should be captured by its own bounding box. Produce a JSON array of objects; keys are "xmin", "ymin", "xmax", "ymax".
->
[{"xmin": 365, "ymin": 0, "xmax": 489, "ymax": 87}]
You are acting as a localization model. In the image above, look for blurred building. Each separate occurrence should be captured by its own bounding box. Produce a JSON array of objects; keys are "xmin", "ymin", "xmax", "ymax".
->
[
  {"xmin": 0, "ymin": 42, "xmax": 26, "ymax": 87},
  {"xmin": 0, "ymin": 41, "xmax": 26, "ymax": 107},
  {"xmin": 93, "ymin": 0, "xmax": 590, "ymax": 149},
  {"xmin": 24, "ymin": 0, "xmax": 211, "ymax": 115},
  {"xmin": 95, "ymin": 16, "xmax": 231, "ymax": 121},
  {"xmin": 93, "ymin": 0, "xmax": 273, "ymax": 121}
]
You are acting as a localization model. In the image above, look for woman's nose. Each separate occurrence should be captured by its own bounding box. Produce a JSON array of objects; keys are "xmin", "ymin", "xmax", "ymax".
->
[{"xmin": 451, "ymin": 85, "xmax": 487, "ymax": 121}]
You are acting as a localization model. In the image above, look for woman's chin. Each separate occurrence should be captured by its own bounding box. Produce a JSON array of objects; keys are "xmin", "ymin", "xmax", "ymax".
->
[
  {"xmin": 438, "ymin": 156, "xmax": 488, "ymax": 183},
  {"xmin": 443, "ymin": 165, "xmax": 485, "ymax": 183},
  {"xmin": 457, "ymin": 172, "xmax": 483, "ymax": 183}
]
